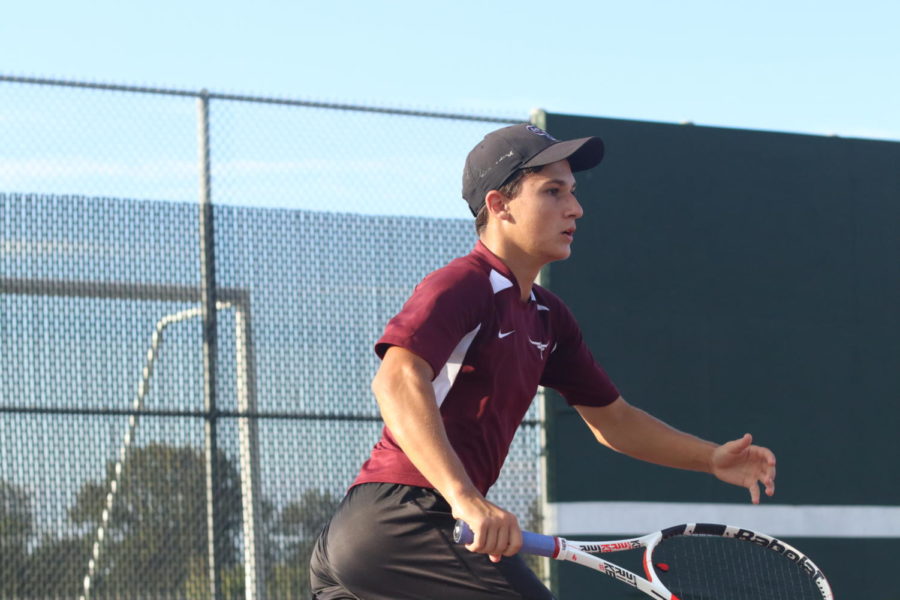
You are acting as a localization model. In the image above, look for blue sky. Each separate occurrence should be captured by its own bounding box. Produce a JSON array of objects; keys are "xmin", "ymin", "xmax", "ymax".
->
[{"xmin": 3, "ymin": 0, "xmax": 899, "ymax": 141}]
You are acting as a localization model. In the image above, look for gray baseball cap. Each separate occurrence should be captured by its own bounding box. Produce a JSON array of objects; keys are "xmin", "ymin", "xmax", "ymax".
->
[{"xmin": 462, "ymin": 124, "xmax": 605, "ymax": 216}]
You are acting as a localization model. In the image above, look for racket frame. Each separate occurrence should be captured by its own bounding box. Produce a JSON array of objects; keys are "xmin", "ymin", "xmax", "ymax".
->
[
  {"xmin": 553, "ymin": 530, "xmax": 673, "ymax": 599},
  {"xmin": 454, "ymin": 521, "xmax": 834, "ymax": 600}
]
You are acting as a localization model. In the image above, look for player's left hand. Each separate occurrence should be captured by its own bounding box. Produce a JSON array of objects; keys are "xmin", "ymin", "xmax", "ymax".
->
[{"xmin": 710, "ymin": 433, "xmax": 777, "ymax": 504}]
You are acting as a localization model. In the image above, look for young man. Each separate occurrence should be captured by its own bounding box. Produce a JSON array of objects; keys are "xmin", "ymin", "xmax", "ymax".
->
[{"xmin": 309, "ymin": 124, "xmax": 777, "ymax": 600}]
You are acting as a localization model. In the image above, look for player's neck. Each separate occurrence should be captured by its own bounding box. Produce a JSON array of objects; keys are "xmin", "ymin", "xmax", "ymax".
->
[{"xmin": 479, "ymin": 236, "xmax": 542, "ymax": 302}]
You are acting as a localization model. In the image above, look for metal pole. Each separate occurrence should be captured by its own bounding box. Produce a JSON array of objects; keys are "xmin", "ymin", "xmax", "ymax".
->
[
  {"xmin": 236, "ymin": 305, "xmax": 266, "ymax": 600},
  {"xmin": 528, "ymin": 104, "xmax": 552, "ymax": 588},
  {"xmin": 198, "ymin": 89, "xmax": 223, "ymax": 600}
]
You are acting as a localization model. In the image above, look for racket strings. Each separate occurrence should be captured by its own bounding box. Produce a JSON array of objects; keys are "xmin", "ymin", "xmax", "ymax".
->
[{"xmin": 650, "ymin": 535, "xmax": 825, "ymax": 600}]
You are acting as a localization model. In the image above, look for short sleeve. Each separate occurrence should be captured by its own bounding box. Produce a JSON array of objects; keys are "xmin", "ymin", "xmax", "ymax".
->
[
  {"xmin": 539, "ymin": 299, "xmax": 619, "ymax": 407},
  {"xmin": 375, "ymin": 265, "xmax": 490, "ymax": 379}
]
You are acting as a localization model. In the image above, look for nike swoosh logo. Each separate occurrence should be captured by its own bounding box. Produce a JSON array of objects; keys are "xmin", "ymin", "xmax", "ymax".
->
[{"xmin": 498, "ymin": 330, "xmax": 516, "ymax": 339}]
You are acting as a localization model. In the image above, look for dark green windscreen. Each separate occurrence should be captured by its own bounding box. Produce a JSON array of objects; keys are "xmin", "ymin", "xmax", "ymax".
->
[{"xmin": 541, "ymin": 113, "xmax": 899, "ymax": 599}]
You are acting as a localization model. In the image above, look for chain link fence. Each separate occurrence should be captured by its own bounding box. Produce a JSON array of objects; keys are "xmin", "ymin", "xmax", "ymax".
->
[{"xmin": 0, "ymin": 76, "xmax": 545, "ymax": 599}]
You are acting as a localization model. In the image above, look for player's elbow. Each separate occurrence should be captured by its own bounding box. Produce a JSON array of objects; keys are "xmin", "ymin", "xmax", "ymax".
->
[
  {"xmin": 590, "ymin": 429, "xmax": 624, "ymax": 452},
  {"xmin": 370, "ymin": 366, "xmax": 394, "ymax": 402},
  {"xmin": 370, "ymin": 358, "xmax": 420, "ymax": 402},
  {"xmin": 574, "ymin": 397, "xmax": 639, "ymax": 453}
]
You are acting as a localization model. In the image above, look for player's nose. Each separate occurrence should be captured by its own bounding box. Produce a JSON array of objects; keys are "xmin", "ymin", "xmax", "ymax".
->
[{"xmin": 569, "ymin": 195, "xmax": 583, "ymax": 219}]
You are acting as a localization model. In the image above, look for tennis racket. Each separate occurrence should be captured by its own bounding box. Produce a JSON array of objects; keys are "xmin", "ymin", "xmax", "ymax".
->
[{"xmin": 454, "ymin": 520, "xmax": 833, "ymax": 599}]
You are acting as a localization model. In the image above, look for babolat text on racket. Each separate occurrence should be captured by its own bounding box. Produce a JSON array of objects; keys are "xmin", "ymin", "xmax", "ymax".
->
[{"xmin": 454, "ymin": 520, "xmax": 833, "ymax": 599}]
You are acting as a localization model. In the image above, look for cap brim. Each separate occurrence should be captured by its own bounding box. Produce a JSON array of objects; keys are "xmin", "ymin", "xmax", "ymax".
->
[{"xmin": 521, "ymin": 136, "xmax": 605, "ymax": 172}]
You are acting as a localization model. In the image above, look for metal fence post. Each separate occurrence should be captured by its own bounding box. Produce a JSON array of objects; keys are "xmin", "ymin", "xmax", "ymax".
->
[{"xmin": 198, "ymin": 88, "xmax": 223, "ymax": 600}]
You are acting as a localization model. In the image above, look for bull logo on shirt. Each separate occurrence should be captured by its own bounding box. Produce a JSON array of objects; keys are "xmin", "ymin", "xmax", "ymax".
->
[{"xmin": 528, "ymin": 337, "xmax": 549, "ymax": 359}]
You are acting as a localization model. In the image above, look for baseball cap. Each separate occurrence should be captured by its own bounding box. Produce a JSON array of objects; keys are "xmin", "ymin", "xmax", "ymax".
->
[{"xmin": 461, "ymin": 123, "xmax": 605, "ymax": 216}]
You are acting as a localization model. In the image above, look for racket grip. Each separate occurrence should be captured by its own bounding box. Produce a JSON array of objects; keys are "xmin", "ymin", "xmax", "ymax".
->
[{"xmin": 453, "ymin": 520, "xmax": 557, "ymax": 558}]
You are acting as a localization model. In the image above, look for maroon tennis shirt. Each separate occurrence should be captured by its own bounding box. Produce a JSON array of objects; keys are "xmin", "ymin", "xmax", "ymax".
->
[{"xmin": 352, "ymin": 241, "xmax": 619, "ymax": 496}]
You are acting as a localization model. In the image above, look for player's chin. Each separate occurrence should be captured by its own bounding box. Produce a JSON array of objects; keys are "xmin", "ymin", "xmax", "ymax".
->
[
  {"xmin": 548, "ymin": 243, "xmax": 573, "ymax": 262},
  {"xmin": 536, "ymin": 238, "xmax": 573, "ymax": 264}
]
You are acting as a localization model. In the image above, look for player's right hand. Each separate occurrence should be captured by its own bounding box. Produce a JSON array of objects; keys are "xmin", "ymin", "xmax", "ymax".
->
[{"xmin": 451, "ymin": 495, "xmax": 522, "ymax": 562}]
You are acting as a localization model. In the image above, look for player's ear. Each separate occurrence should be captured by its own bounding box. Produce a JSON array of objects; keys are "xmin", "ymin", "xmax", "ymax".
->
[{"xmin": 485, "ymin": 190, "xmax": 512, "ymax": 222}]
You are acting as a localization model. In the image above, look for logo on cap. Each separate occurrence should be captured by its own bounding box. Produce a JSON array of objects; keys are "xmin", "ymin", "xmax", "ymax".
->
[{"xmin": 525, "ymin": 125, "xmax": 558, "ymax": 142}]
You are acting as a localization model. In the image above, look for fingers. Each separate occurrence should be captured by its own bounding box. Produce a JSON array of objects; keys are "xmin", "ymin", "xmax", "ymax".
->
[
  {"xmin": 747, "ymin": 442, "xmax": 777, "ymax": 503},
  {"xmin": 763, "ymin": 460, "xmax": 776, "ymax": 497},
  {"xmin": 712, "ymin": 433, "xmax": 778, "ymax": 504},
  {"xmin": 753, "ymin": 445, "xmax": 777, "ymax": 498},
  {"xmin": 749, "ymin": 481, "xmax": 761, "ymax": 504},
  {"xmin": 460, "ymin": 506, "xmax": 522, "ymax": 560},
  {"xmin": 467, "ymin": 520, "xmax": 522, "ymax": 560},
  {"xmin": 493, "ymin": 522, "xmax": 523, "ymax": 560},
  {"xmin": 731, "ymin": 433, "xmax": 753, "ymax": 453},
  {"xmin": 469, "ymin": 521, "xmax": 509, "ymax": 560},
  {"xmin": 750, "ymin": 472, "xmax": 777, "ymax": 504},
  {"xmin": 468, "ymin": 529, "xmax": 519, "ymax": 561},
  {"xmin": 716, "ymin": 434, "xmax": 752, "ymax": 463}
]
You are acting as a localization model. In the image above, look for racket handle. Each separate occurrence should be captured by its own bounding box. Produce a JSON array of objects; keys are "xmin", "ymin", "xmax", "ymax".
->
[{"xmin": 453, "ymin": 520, "xmax": 558, "ymax": 558}]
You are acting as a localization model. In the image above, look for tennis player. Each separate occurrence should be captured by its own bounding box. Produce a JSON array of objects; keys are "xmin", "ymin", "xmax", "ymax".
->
[{"xmin": 309, "ymin": 124, "xmax": 777, "ymax": 600}]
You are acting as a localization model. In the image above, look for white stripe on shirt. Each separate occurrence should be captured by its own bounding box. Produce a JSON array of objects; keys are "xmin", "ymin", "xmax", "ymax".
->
[{"xmin": 432, "ymin": 324, "xmax": 481, "ymax": 407}]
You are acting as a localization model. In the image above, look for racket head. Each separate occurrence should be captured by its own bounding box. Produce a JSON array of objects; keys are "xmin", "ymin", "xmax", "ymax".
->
[{"xmin": 645, "ymin": 523, "xmax": 834, "ymax": 600}]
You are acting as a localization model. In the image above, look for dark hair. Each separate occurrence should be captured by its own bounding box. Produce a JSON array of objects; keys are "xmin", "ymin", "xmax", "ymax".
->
[{"xmin": 474, "ymin": 166, "xmax": 543, "ymax": 234}]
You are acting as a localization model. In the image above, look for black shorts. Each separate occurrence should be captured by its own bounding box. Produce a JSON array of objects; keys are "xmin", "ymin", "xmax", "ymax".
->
[{"xmin": 309, "ymin": 482, "xmax": 555, "ymax": 600}]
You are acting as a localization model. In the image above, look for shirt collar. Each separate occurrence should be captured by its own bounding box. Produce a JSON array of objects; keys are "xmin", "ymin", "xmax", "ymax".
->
[{"xmin": 472, "ymin": 241, "xmax": 535, "ymax": 302}]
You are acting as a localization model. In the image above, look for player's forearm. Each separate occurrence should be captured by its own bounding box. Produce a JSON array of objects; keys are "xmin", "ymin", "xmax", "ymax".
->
[
  {"xmin": 577, "ymin": 399, "xmax": 717, "ymax": 473},
  {"xmin": 371, "ymin": 357, "xmax": 482, "ymax": 504},
  {"xmin": 371, "ymin": 348, "xmax": 522, "ymax": 560},
  {"xmin": 617, "ymin": 410, "xmax": 717, "ymax": 473}
]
